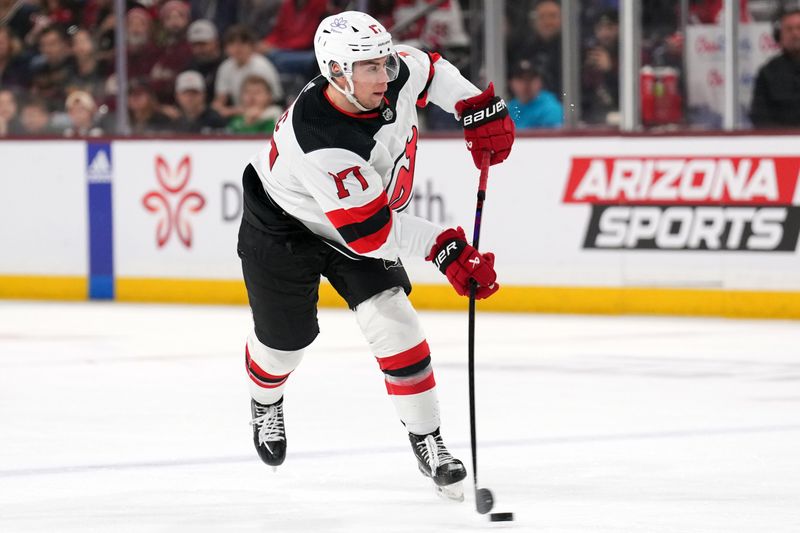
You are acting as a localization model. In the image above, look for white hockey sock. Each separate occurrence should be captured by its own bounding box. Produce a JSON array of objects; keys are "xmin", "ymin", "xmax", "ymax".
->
[
  {"xmin": 245, "ymin": 331, "xmax": 304, "ymax": 405},
  {"xmin": 387, "ymin": 372, "xmax": 441, "ymax": 435},
  {"xmin": 356, "ymin": 287, "xmax": 442, "ymax": 435}
]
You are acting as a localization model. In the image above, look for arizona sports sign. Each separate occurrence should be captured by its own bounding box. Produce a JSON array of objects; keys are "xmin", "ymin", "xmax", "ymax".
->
[{"xmin": 563, "ymin": 156, "xmax": 800, "ymax": 252}]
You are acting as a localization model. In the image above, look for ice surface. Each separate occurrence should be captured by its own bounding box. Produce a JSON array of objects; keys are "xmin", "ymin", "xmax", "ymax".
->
[{"xmin": 1, "ymin": 301, "xmax": 800, "ymax": 532}]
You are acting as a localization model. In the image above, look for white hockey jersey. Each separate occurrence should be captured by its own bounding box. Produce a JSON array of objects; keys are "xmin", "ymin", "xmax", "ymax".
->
[{"xmin": 248, "ymin": 45, "xmax": 479, "ymax": 261}]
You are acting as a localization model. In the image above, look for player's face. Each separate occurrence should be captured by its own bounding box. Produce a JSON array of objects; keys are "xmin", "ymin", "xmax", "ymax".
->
[{"xmin": 351, "ymin": 56, "xmax": 393, "ymax": 110}]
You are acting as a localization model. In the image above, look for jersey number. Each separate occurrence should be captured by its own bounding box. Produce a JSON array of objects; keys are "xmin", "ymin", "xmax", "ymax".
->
[
  {"xmin": 268, "ymin": 110, "xmax": 290, "ymax": 171},
  {"xmin": 329, "ymin": 166, "xmax": 369, "ymax": 199}
]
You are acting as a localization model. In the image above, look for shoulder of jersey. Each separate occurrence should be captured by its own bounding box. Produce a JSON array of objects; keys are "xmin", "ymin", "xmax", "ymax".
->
[{"xmin": 290, "ymin": 62, "xmax": 412, "ymax": 161}]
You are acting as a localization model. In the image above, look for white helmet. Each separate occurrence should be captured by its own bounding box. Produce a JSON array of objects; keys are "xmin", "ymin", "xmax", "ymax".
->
[{"xmin": 314, "ymin": 11, "xmax": 400, "ymax": 111}]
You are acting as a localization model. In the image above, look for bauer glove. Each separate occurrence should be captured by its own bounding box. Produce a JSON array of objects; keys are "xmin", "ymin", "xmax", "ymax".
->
[
  {"xmin": 455, "ymin": 83, "xmax": 515, "ymax": 169},
  {"xmin": 426, "ymin": 227, "xmax": 499, "ymax": 300}
]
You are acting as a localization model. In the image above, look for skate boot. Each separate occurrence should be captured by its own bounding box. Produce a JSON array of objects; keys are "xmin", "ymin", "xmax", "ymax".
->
[
  {"xmin": 250, "ymin": 397, "xmax": 286, "ymax": 469},
  {"xmin": 409, "ymin": 428, "xmax": 467, "ymax": 502}
]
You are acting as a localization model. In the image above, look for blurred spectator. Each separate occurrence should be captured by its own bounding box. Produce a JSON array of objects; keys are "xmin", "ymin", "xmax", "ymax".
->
[
  {"xmin": 29, "ymin": 25, "xmax": 76, "ymax": 110},
  {"xmin": 127, "ymin": 80, "xmax": 173, "ymax": 134},
  {"xmin": 236, "ymin": 0, "xmax": 283, "ymax": 41},
  {"xmin": 150, "ymin": 0, "xmax": 193, "ymax": 104},
  {"xmin": 126, "ymin": 7, "xmax": 160, "ymax": 81},
  {"xmin": 0, "ymin": 0, "xmax": 40, "ymax": 41},
  {"xmin": 213, "ymin": 25, "xmax": 283, "ymax": 118},
  {"xmin": 507, "ymin": 59, "xmax": 563, "ymax": 129},
  {"xmin": 751, "ymin": 9, "xmax": 800, "ymax": 128},
  {"xmin": 173, "ymin": 70, "xmax": 226, "ymax": 133},
  {"xmin": 23, "ymin": 1, "xmax": 77, "ymax": 50},
  {"xmin": 511, "ymin": 0, "xmax": 562, "ymax": 99},
  {"xmin": 19, "ymin": 97, "xmax": 54, "ymax": 135},
  {"xmin": 0, "ymin": 25, "xmax": 29, "ymax": 89},
  {"xmin": 391, "ymin": 0, "xmax": 469, "ymax": 53},
  {"xmin": 0, "ymin": 89, "xmax": 22, "ymax": 136},
  {"xmin": 69, "ymin": 28, "xmax": 105, "ymax": 100},
  {"xmin": 81, "ymin": 0, "xmax": 116, "ymax": 71},
  {"xmin": 228, "ymin": 74, "xmax": 283, "ymax": 134},
  {"xmin": 63, "ymin": 90, "xmax": 104, "ymax": 137},
  {"xmin": 689, "ymin": 0, "xmax": 751, "ymax": 24},
  {"xmin": 41, "ymin": 0, "xmax": 77, "ymax": 26},
  {"xmin": 258, "ymin": 0, "xmax": 328, "ymax": 75},
  {"xmin": 581, "ymin": 10, "xmax": 619, "ymax": 124},
  {"xmin": 191, "ymin": 0, "xmax": 238, "ymax": 36},
  {"xmin": 579, "ymin": 0, "xmax": 619, "ymax": 36},
  {"xmin": 186, "ymin": 19, "xmax": 223, "ymax": 103}
]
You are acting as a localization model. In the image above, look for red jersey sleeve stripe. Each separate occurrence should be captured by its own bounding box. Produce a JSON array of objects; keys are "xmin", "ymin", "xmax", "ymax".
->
[
  {"xmin": 326, "ymin": 193, "xmax": 388, "ymax": 228},
  {"xmin": 416, "ymin": 51, "xmax": 442, "ymax": 108}
]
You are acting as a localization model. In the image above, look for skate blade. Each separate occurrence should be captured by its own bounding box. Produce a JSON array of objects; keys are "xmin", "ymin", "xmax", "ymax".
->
[
  {"xmin": 271, "ymin": 466, "xmax": 278, "ymax": 473},
  {"xmin": 434, "ymin": 480, "xmax": 464, "ymax": 503}
]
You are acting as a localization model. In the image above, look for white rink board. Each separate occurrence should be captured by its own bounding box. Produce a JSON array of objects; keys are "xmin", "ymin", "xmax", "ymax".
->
[
  {"xmin": 2, "ymin": 136, "xmax": 799, "ymax": 292},
  {"xmin": 110, "ymin": 136, "xmax": 800, "ymax": 291},
  {"xmin": 112, "ymin": 140, "xmax": 256, "ymax": 279},
  {"xmin": 0, "ymin": 141, "xmax": 87, "ymax": 276}
]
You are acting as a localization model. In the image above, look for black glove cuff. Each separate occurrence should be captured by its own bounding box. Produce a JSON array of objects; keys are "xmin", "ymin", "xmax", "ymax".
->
[
  {"xmin": 459, "ymin": 96, "xmax": 509, "ymax": 129},
  {"xmin": 431, "ymin": 238, "xmax": 466, "ymax": 274}
]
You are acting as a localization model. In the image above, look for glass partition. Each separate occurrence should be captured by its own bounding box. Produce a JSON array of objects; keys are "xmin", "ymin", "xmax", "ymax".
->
[{"xmin": 0, "ymin": 0, "xmax": 797, "ymax": 137}]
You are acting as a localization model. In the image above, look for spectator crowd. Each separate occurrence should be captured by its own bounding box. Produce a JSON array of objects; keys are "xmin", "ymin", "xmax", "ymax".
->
[
  {"xmin": 1, "ymin": 0, "xmax": 798, "ymax": 136},
  {"xmin": 0, "ymin": 0, "xmax": 477, "ymax": 136}
]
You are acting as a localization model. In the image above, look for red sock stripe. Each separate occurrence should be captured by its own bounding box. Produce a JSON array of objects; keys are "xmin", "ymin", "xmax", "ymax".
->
[
  {"xmin": 385, "ymin": 373, "xmax": 436, "ymax": 396},
  {"xmin": 246, "ymin": 345, "xmax": 290, "ymax": 389},
  {"xmin": 376, "ymin": 340, "xmax": 431, "ymax": 371}
]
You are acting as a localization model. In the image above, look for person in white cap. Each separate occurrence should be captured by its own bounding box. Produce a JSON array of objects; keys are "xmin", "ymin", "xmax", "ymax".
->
[
  {"xmin": 63, "ymin": 90, "xmax": 103, "ymax": 137},
  {"xmin": 237, "ymin": 11, "xmax": 514, "ymax": 501},
  {"xmin": 173, "ymin": 70, "xmax": 226, "ymax": 133},
  {"xmin": 186, "ymin": 19, "xmax": 222, "ymax": 103}
]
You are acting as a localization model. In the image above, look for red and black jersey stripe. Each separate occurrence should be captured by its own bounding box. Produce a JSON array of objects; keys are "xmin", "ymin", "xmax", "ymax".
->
[{"xmin": 326, "ymin": 194, "xmax": 393, "ymax": 253}]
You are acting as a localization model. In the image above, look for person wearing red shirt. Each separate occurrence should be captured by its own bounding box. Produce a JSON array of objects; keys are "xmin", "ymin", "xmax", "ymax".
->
[
  {"xmin": 258, "ymin": 0, "xmax": 329, "ymax": 75},
  {"xmin": 689, "ymin": 0, "xmax": 751, "ymax": 24}
]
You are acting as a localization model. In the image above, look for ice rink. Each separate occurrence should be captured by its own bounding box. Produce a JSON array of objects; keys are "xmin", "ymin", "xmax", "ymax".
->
[{"xmin": 1, "ymin": 301, "xmax": 799, "ymax": 532}]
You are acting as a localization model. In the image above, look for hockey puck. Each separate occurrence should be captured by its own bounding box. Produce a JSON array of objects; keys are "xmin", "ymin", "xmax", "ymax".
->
[{"xmin": 489, "ymin": 512, "xmax": 514, "ymax": 522}]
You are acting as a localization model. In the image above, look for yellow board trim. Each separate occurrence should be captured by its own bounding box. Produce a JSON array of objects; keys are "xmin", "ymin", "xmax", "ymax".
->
[
  {"xmin": 114, "ymin": 277, "xmax": 800, "ymax": 319},
  {"xmin": 0, "ymin": 276, "xmax": 87, "ymax": 300},
  {"xmin": 4, "ymin": 276, "xmax": 800, "ymax": 319}
]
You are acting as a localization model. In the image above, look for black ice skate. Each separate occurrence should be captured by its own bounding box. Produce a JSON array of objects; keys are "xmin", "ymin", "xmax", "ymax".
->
[
  {"xmin": 250, "ymin": 397, "xmax": 286, "ymax": 470},
  {"xmin": 409, "ymin": 428, "xmax": 467, "ymax": 502}
]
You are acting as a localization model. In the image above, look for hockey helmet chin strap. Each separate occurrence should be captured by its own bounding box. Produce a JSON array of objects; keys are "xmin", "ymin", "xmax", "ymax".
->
[{"xmin": 329, "ymin": 73, "xmax": 374, "ymax": 112}]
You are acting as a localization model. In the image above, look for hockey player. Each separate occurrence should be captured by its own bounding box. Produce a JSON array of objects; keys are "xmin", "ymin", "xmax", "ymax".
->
[{"xmin": 237, "ymin": 11, "xmax": 514, "ymax": 500}]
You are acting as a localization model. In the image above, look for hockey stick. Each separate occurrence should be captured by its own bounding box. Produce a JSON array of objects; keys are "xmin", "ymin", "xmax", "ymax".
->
[{"xmin": 469, "ymin": 151, "xmax": 494, "ymax": 514}]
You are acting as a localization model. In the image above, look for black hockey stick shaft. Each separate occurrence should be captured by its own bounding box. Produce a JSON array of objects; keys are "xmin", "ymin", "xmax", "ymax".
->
[{"xmin": 469, "ymin": 151, "xmax": 491, "ymax": 512}]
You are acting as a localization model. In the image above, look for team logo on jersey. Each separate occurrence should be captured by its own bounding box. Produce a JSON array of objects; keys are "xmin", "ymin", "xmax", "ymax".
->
[
  {"xmin": 388, "ymin": 126, "xmax": 419, "ymax": 211},
  {"xmin": 382, "ymin": 107, "xmax": 394, "ymax": 121},
  {"xmin": 383, "ymin": 258, "xmax": 403, "ymax": 270},
  {"xmin": 563, "ymin": 156, "xmax": 800, "ymax": 252},
  {"xmin": 142, "ymin": 155, "xmax": 206, "ymax": 248}
]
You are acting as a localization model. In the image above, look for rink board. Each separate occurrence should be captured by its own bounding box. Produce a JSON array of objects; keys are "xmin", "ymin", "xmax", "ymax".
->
[{"xmin": 1, "ymin": 136, "xmax": 799, "ymax": 318}]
